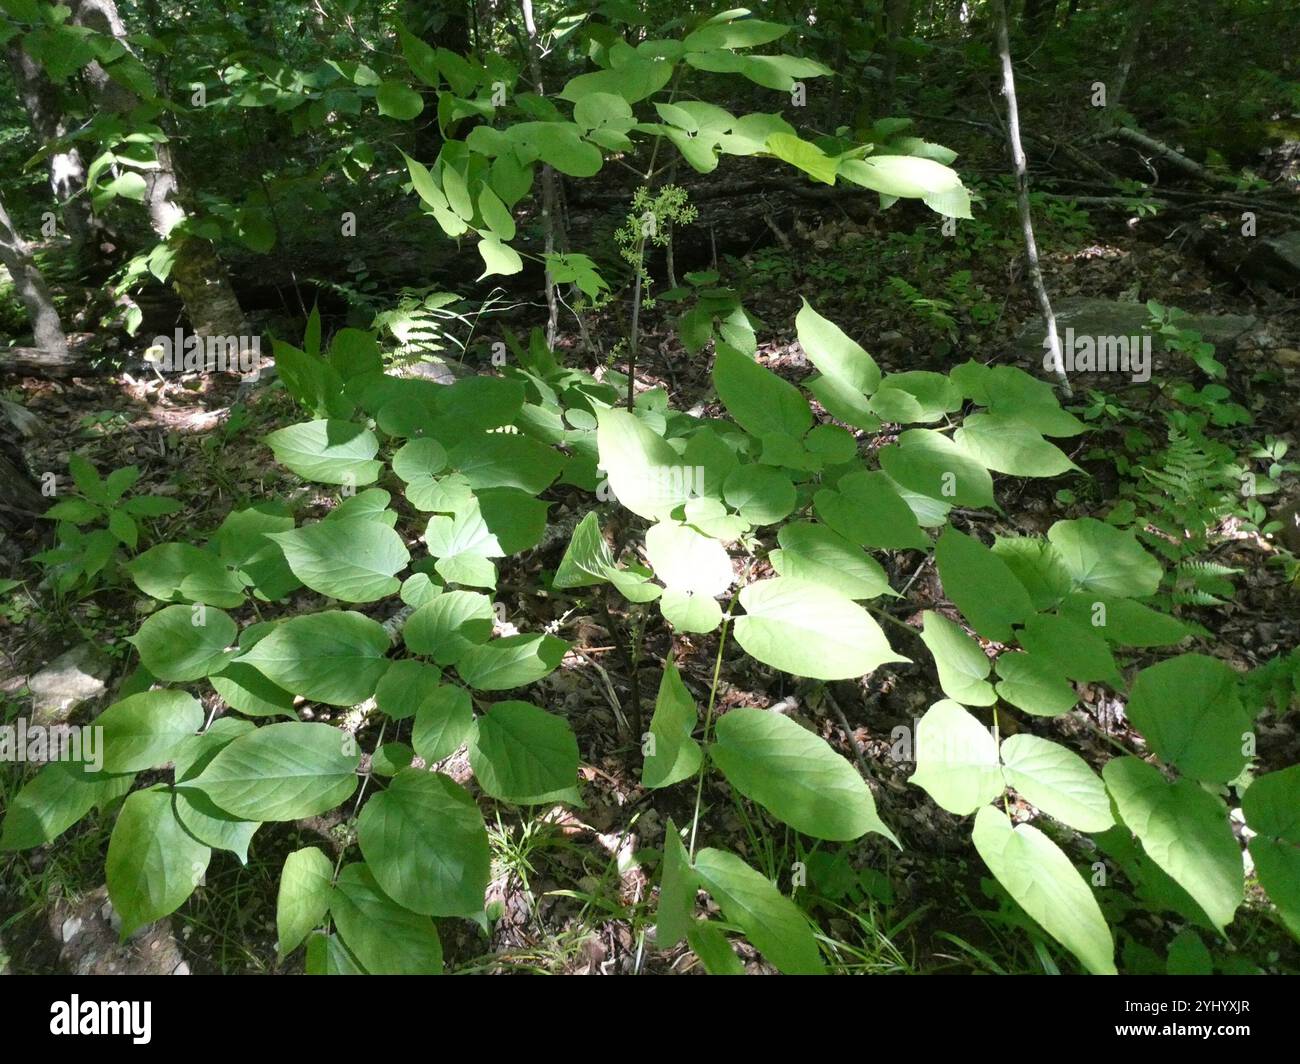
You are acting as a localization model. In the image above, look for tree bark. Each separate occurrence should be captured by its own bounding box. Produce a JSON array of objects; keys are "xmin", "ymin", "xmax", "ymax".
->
[
  {"xmin": 68, "ymin": 0, "xmax": 247, "ymax": 338},
  {"xmin": 993, "ymin": 0, "xmax": 1071, "ymax": 397},
  {"xmin": 1110, "ymin": 0, "xmax": 1155, "ymax": 112},
  {"xmin": 6, "ymin": 43, "xmax": 101, "ymax": 256},
  {"xmin": 0, "ymin": 194, "xmax": 70, "ymax": 361},
  {"xmin": 518, "ymin": 0, "xmax": 560, "ymax": 346}
]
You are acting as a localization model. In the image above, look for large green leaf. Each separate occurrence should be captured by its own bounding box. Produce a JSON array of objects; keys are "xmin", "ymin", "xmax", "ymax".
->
[
  {"xmin": 934, "ymin": 528, "xmax": 1034, "ymax": 642},
  {"xmin": 879, "ymin": 429, "xmax": 995, "ymax": 510},
  {"xmin": 711, "ymin": 707, "xmax": 898, "ymax": 843},
  {"xmin": 106, "ymin": 787, "xmax": 212, "ymax": 938},
  {"xmin": 1047, "ymin": 518, "xmax": 1162, "ymax": 598},
  {"xmin": 191, "ymin": 722, "xmax": 360, "ymax": 821},
  {"xmin": 454, "ymin": 634, "xmax": 568, "ymax": 691},
  {"xmin": 1103, "ymin": 756, "xmax": 1242, "ymax": 934},
  {"xmin": 645, "ymin": 520, "xmax": 733, "ymax": 596},
  {"xmin": 331, "ymin": 863, "xmax": 443, "ymax": 974},
  {"xmin": 918, "ymin": 611, "xmax": 996, "ymax": 706},
  {"xmin": 971, "ymin": 806, "xmax": 1115, "ymax": 975},
  {"xmin": 770, "ymin": 521, "xmax": 892, "ymax": 600},
  {"xmin": 468, "ymin": 701, "xmax": 579, "ymax": 804},
  {"xmin": 235, "ymin": 610, "xmax": 391, "ymax": 705},
  {"xmin": 276, "ymin": 846, "xmax": 334, "ymax": 958},
  {"xmin": 994, "ymin": 652, "xmax": 1078, "ymax": 716},
  {"xmin": 127, "ymin": 542, "xmax": 245, "ymax": 607},
  {"xmin": 412, "ymin": 685, "xmax": 475, "ymax": 764},
  {"xmin": 999, "ymin": 734, "xmax": 1114, "ymax": 833},
  {"xmin": 813, "ymin": 470, "xmax": 928, "ymax": 551},
  {"xmin": 129, "ymin": 604, "xmax": 237, "ymax": 682},
  {"xmin": 795, "ymin": 299, "xmax": 880, "ymax": 394},
  {"xmin": 642, "ymin": 659, "xmax": 703, "ymax": 789},
  {"xmin": 909, "ymin": 699, "xmax": 1003, "ymax": 816},
  {"xmin": 403, "ymin": 591, "xmax": 495, "ymax": 665},
  {"xmin": 734, "ymin": 577, "xmax": 905, "ymax": 680},
  {"xmin": 596, "ymin": 408, "xmax": 698, "ymax": 521},
  {"xmin": 1243, "ymin": 766, "xmax": 1300, "ymax": 940},
  {"xmin": 98, "ymin": 690, "xmax": 204, "ymax": 773},
  {"xmin": 954, "ymin": 413, "xmax": 1080, "ymax": 477},
  {"xmin": 655, "ymin": 819, "xmax": 697, "ymax": 948},
  {"xmin": 692, "ymin": 848, "xmax": 824, "ymax": 975},
  {"xmin": 357, "ymin": 768, "xmax": 489, "ymax": 917},
  {"xmin": 1124, "ymin": 654, "xmax": 1250, "ymax": 783},
  {"xmin": 264, "ymin": 420, "xmax": 381, "ymax": 486},
  {"xmin": 0, "ymin": 761, "xmax": 132, "ymax": 851},
  {"xmin": 267, "ymin": 518, "xmax": 409, "ymax": 603},
  {"xmin": 712, "ymin": 343, "xmax": 812, "ymax": 440}
]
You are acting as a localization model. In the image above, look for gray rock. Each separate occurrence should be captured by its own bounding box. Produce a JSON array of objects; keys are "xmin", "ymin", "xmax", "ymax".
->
[
  {"xmin": 1016, "ymin": 297, "xmax": 1257, "ymax": 359},
  {"xmin": 49, "ymin": 887, "xmax": 188, "ymax": 975},
  {"xmin": 1241, "ymin": 231, "xmax": 1300, "ymax": 291},
  {"xmin": 27, "ymin": 642, "xmax": 113, "ymax": 724}
]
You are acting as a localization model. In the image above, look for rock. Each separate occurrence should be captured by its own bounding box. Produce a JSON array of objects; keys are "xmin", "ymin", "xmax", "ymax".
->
[
  {"xmin": 1241, "ymin": 231, "xmax": 1300, "ymax": 291},
  {"xmin": 49, "ymin": 887, "xmax": 188, "ymax": 975},
  {"xmin": 27, "ymin": 642, "xmax": 114, "ymax": 724},
  {"xmin": 1016, "ymin": 297, "xmax": 1258, "ymax": 360}
]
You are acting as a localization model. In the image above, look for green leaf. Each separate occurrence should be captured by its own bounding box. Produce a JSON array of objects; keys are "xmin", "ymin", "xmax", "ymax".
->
[
  {"xmin": 1244, "ymin": 766, "xmax": 1300, "ymax": 940},
  {"xmin": 403, "ymin": 591, "xmax": 495, "ymax": 665},
  {"xmin": 276, "ymin": 846, "xmax": 334, "ymax": 957},
  {"xmin": 686, "ymin": 921, "xmax": 745, "ymax": 974},
  {"xmin": 358, "ymin": 768, "xmax": 490, "ymax": 917},
  {"xmin": 712, "ymin": 343, "xmax": 811, "ymax": 439},
  {"xmin": 770, "ymin": 521, "xmax": 892, "ymax": 600},
  {"xmin": 596, "ymin": 408, "xmax": 699, "ymax": 521},
  {"xmin": 129, "ymin": 603, "xmax": 236, "ymax": 681},
  {"xmin": 645, "ymin": 520, "xmax": 733, "ymax": 596},
  {"xmin": 1047, "ymin": 518, "xmax": 1162, "ymax": 598},
  {"xmin": 305, "ymin": 932, "xmax": 366, "ymax": 975},
  {"xmin": 683, "ymin": 19, "xmax": 790, "ymax": 50},
  {"xmin": 373, "ymin": 659, "xmax": 442, "ymax": 721},
  {"xmin": 919, "ymin": 611, "xmax": 996, "ymax": 706},
  {"xmin": 210, "ymin": 661, "xmax": 297, "ymax": 719},
  {"xmin": 642, "ymin": 659, "xmax": 702, "ymax": 789},
  {"xmin": 553, "ymin": 512, "xmax": 615, "ymax": 588},
  {"xmin": 655, "ymin": 818, "xmax": 697, "ymax": 947},
  {"xmin": 909, "ymin": 699, "xmax": 1003, "ymax": 816},
  {"xmin": 1059, "ymin": 593, "xmax": 1191, "ymax": 648},
  {"xmin": 711, "ymin": 707, "xmax": 898, "ymax": 843},
  {"xmin": 376, "ymin": 81, "xmax": 424, "ymax": 120},
  {"xmin": 331, "ymin": 863, "xmax": 443, "ymax": 974},
  {"xmin": 412, "ymin": 685, "xmax": 475, "ymax": 764},
  {"xmin": 267, "ymin": 518, "xmax": 409, "ymax": 603},
  {"xmin": 1125, "ymin": 655, "xmax": 1250, "ymax": 783},
  {"xmin": 994, "ymin": 652, "xmax": 1078, "ymax": 716},
  {"xmin": 235, "ymin": 610, "xmax": 391, "ymax": 705},
  {"xmin": 106, "ymin": 788, "xmax": 211, "ymax": 938},
  {"xmin": 469, "ymin": 701, "xmax": 579, "ymax": 804},
  {"xmin": 971, "ymin": 806, "xmax": 1115, "ymax": 975},
  {"xmin": 1103, "ymin": 756, "xmax": 1242, "ymax": 934},
  {"xmin": 265, "ymin": 420, "xmax": 381, "ymax": 486},
  {"xmin": 191, "ymin": 722, "xmax": 360, "ymax": 821},
  {"xmin": 454, "ymin": 633, "xmax": 568, "ymax": 691},
  {"xmin": 870, "ymin": 371, "xmax": 963, "ymax": 424},
  {"xmin": 999, "ymin": 734, "xmax": 1114, "ymax": 833},
  {"xmin": 477, "ymin": 234, "xmax": 523, "ymax": 278},
  {"xmin": 172, "ymin": 789, "xmax": 259, "ymax": 864},
  {"xmin": 0, "ymin": 761, "xmax": 132, "ymax": 851},
  {"xmin": 934, "ymin": 527, "xmax": 1033, "ymax": 642},
  {"xmin": 693, "ymin": 848, "xmax": 824, "ymax": 975},
  {"xmin": 98, "ymin": 690, "xmax": 203, "ymax": 773},
  {"xmin": 839, "ymin": 154, "xmax": 972, "ymax": 218},
  {"xmin": 765, "ymin": 132, "xmax": 837, "ymax": 184},
  {"xmin": 450, "ymin": 434, "xmax": 564, "ymax": 493},
  {"xmin": 1016, "ymin": 613, "xmax": 1120, "ymax": 685},
  {"xmin": 813, "ymin": 470, "xmax": 928, "ymax": 551},
  {"xmin": 954, "ymin": 413, "xmax": 1080, "ymax": 477},
  {"xmin": 722, "ymin": 464, "xmax": 796, "ymax": 526},
  {"xmin": 879, "ymin": 429, "xmax": 995, "ymax": 510},
  {"xmin": 734, "ymin": 577, "xmax": 905, "ymax": 681},
  {"xmin": 127, "ymin": 543, "xmax": 245, "ymax": 607}
]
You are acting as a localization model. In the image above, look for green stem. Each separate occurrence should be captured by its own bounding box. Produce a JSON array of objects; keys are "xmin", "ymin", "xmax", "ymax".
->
[{"xmin": 688, "ymin": 588, "xmax": 740, "ymax": 858}]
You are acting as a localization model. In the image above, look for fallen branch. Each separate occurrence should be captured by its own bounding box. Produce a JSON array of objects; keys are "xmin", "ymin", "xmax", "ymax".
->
[{"xmin": 1107, "ymin": 126, "xmax": 1239, "ymax": 189}]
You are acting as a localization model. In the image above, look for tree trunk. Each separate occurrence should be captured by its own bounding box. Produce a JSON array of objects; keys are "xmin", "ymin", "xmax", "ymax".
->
[
  {"xmin": 518, "ymin": 0, "xmax": 560, "ymax": 346},
  {"xmin": 0, "ymin": 194, "xmax": 70, "ymax": 361},
  {"xmin": 1111, "ymin": 0, "xmax": 1156, "ymax": 112},
  {"xmin": 68, "ymin": 0, "xmax": 247, "ymax": 338},
  {"xmin": 6, "ymin": 43, "xmax": 101, "ymax": 257},
  {"xmin": 992, "ymin": 0, "xmax": 1071, "ymax": 397}
]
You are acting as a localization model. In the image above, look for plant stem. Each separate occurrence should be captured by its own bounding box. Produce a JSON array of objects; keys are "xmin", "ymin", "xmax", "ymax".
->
[{"xmin": 688, "ymin": 589, "xmax": 740, "ymax": 857}]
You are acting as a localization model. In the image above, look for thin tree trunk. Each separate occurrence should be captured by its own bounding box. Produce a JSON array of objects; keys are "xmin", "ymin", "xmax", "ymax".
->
[
  {"xmin": 1110, "ymin": 0, "xmax": 1155, "ymax": 111},
  {"xmin": 518, "ymin": 0, "xmax": 560, "ymax": 347},
  {"xmin": 992, "ymin": 0, "xmax": 1071, "ymax": 397},
  {"xmin": 0, "ymin": 194, "xmax": 70, "ymax": 361},
  {"xmin": 6, "ymin": 43, "xmax": 100, "ymax": 257},
  {"xmin": 68, "ymin": 0, "xmax": 246, "ymax": 338}
]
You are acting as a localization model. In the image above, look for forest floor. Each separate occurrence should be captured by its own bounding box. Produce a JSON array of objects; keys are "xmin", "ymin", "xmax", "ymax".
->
[{"xmin": 3, "ymin": 135, "xmax": 1300, "ymax": 974}]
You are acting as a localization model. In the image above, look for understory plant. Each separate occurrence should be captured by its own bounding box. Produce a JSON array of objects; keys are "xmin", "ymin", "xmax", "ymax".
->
[{"xmin": 3, "ymin": 294, "xmax": 1297, "ymax": 975}]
